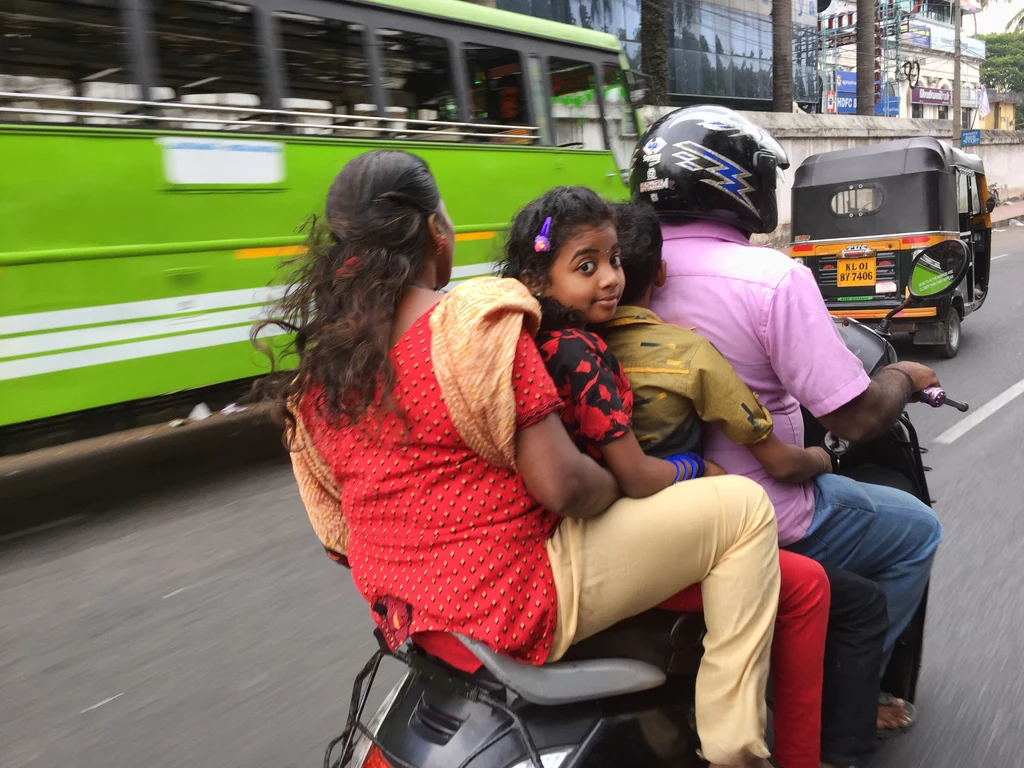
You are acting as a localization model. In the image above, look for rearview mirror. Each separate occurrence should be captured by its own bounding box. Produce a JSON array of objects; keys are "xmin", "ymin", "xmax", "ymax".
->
[
  {"xmin": 986, "ymin": 197, "xmax": 997, "ymax": 214},
  {"xmin": 909, "ymin": 240, "xmax": 970, "ymax": 300}
]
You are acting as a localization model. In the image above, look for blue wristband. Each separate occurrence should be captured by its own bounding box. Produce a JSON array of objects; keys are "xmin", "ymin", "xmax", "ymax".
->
[
  {"xmin": 673, "ymin": 456, "xmax": 695, "ymax": 481},
  {"xmin": 668, "ymin": 459, "xmax": 682, "ymax": 484},
  {"xmin": 667, "ymin": 452, "xmax": 706, "ymax": 482},
  {"xmin": 687, "ymin": 452, "xmax": 706, "ymax": 478}
]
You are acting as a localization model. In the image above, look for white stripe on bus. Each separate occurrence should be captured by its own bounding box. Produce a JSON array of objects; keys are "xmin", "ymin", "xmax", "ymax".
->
[
  {"xmin": 0, "ymin": 325, "xmax": 285, "ymax": 382},
  {"xmin": 0, "ymin": 264, "xmax": 497, "ymax": 338},
  {"xmin": 0, "ymin": 286, "xmax": 287, "ymax": 336},
  {"xmin": 0, "ymin": 306, "xmax": 269, "ymax": 360},
  {"xmin": 449, "ymin": 261, "xmax": 497, "ymax": 280}
]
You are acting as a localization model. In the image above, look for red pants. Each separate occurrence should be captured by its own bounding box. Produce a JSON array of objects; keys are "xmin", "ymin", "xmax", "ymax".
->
[{"xmin": 659, "ymin": 550, "xmax": 829, "ymax": 768}]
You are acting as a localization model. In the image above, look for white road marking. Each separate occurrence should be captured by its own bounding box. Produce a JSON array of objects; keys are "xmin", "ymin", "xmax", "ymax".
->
[
  {"xmin": 0, "ymin": 514, "xmax": 88, "ymax": 544},
  {"xmin": 934, "ymin": 377, "xmax": 1024, "ymax": 445},
  {"xmin": 993, "ymin": 253, "xmax": 1011, "ymax": 261},
  {"xmin": 79, "ymin": 693, "xmax": 123, "ymax": 714},
  {"xmin": 162, "ymin": 586, "xmax": 190, "ymax": 599}
]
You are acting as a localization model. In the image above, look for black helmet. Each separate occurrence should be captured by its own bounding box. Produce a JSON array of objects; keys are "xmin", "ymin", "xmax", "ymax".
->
[{"xmin": 629, "ymin": 106, "xmax": 790, "ymax": 235}]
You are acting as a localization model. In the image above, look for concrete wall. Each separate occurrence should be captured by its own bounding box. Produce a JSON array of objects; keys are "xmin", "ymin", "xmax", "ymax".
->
[
  {"xmin": 640, "ymin": 107, "xmax": 1024, "ymax": 248},
  {"xmin": 970, "ymin": 132, "xmax": 1024, "ymax": 202}
]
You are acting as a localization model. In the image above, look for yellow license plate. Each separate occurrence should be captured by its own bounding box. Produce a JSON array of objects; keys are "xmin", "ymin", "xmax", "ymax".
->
[{"xmin": 837, "ymin": 256, "xmax": 876, "ymax": 287}]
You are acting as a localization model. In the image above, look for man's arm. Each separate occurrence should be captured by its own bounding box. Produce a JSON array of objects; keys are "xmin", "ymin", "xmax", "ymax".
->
[
  {"xmin": 817, "ymin": 361, "xmax": 939, "ymax": 442},
  {"xmin": 764, "ymin": 266, "xmax": 939, "ymax": 441}
]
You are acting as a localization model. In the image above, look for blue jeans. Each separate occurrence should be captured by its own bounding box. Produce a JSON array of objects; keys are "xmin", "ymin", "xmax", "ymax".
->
[{"xmin": 784, "ymin": 473, "xmax": 943, "ymax": 662}]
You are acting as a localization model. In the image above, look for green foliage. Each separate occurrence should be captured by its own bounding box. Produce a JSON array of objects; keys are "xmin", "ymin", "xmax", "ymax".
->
[{"xmin": 979, "ymin": 33, "xmax": 1024, "ymax": 92}]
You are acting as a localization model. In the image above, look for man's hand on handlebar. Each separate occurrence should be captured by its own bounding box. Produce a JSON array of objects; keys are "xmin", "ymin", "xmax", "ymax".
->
[{"xmin": 891, "ymin": 361, "xmax": 940, "ymax": 392}]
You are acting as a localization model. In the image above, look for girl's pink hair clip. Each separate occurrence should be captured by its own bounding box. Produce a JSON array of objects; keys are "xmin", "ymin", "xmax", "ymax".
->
[{"xmin": 534, "ymin": 217, "xmax": 552, "ymax": 252}]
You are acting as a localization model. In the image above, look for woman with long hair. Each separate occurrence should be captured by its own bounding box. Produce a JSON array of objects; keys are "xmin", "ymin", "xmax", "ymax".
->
[{"xmin": 255, "ymin": 150, "xmax": 781, "ymax": 768}]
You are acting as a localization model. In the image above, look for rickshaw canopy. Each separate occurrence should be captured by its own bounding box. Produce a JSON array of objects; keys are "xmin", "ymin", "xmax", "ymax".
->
[{"xmin": 792, "ymin": 138, "xmax": 986, "ymax": 242}]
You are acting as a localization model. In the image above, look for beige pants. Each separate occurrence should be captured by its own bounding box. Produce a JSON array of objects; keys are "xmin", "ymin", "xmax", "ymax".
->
[{"xmin": 545, "ymin": 475, "xmax": 780, "ymax": 766}]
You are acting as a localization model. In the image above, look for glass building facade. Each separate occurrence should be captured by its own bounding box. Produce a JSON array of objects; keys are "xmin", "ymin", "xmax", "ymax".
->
[{"xmin": 497, "ymin": 0, "xmax": 819, "ymax": 108}]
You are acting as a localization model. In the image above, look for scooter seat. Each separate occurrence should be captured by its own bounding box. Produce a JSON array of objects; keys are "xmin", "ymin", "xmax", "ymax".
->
[
  {"xmin": 561, "ymin": 610, "xmax": 706, "ymax": 676},
  {"xmin": 456, "ymin": 635, "xmax": 667, "ymax": 706}
]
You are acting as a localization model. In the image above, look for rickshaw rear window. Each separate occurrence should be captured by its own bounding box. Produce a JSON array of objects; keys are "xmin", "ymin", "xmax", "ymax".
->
[{"xmin": 830, "ymin": 185, "xmax": 883, "ymax": 217}]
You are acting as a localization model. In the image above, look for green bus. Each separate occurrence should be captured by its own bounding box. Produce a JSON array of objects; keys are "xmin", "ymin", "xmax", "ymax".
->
[{"xmin": 0, "ymin": 0, "xmax": 640, "ymax": 449}]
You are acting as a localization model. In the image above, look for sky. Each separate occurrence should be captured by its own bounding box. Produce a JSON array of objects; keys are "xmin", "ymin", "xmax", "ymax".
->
[{"xmin": 973, "ymin": 1, "xmax": 1024, "ymax": 34}]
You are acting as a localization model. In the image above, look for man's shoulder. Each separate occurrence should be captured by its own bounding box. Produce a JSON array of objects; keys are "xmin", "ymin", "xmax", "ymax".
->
[{"xmin": 664, "ymin": 236, "xmax": 798, "ymax": 282}]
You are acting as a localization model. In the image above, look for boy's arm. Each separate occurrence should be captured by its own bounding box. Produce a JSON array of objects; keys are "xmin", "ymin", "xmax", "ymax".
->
[
  {"xmin": 685, "ymin": 334, "xmax": 830, "ymax": 482},
  {"xmin": 601, "ymin": 431, "xmax": 678, "ymax": 498},
  {"xmin": 747, "ymin": 435, "xmax": 833, "ymax": 483}
]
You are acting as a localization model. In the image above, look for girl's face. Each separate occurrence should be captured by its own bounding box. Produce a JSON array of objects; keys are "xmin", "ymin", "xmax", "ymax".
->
[{"xmin": 544, "ymin": 221, "xmax": 623, "ymax": 324}]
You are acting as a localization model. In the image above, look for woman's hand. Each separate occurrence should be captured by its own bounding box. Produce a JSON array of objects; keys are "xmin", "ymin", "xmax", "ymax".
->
[{"xmin": 703, "ymin": 458, "xmax": 728, "ymax": 477}]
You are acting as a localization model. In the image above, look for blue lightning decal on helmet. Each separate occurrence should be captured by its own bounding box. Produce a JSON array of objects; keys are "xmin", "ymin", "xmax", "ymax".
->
[
  {"xmin": 696, "ymin": 119, "xmax": 739, "ymax": 133},
  {"xmin": 671, "ymin": 140, "xmax": 757, "ymax": 214}
]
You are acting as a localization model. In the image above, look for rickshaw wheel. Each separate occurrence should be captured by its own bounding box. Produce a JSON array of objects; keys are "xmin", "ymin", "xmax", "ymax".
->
[{"xmin": 939, "ymin": 311, "xmax": 961, "ymax": 359}]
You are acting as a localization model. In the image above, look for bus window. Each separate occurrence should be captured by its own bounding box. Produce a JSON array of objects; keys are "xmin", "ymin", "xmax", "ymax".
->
[
  {"xmin": 548, "ymin": 57, "xmax": 602, "ymax": 150},
  {"xmin": 274, "ymin": 12, "xmax": 373, "ymax": 136},
  {"xmin": 151, "ymin": 0, "xmax": 269, "ymax": 132},
  {"xmin": 601, "ymin": 64, "xmax": 638, "ymax": 172},
  {"xmin": 378, "ymin": 28, "xmax": 458, "ymax": 141},
  {"xmin": 463, "ymin": 43, "xmax": 528, "ymax": 141},
  {"xmin": 0, "ymin": 0, "xmax": 139, "ymax": 125}
]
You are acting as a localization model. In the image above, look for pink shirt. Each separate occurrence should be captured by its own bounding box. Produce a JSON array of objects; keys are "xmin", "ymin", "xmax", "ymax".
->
[{"xmin": 650, "ymin": 221, "xmax": 871, "ymax": 545}]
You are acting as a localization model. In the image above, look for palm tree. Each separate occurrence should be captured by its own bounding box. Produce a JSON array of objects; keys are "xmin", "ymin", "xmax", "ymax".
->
[
  {"xmin": 1005, "ymin": 6, "xmax": 1024, "ymax": 32},
  {"xmin": 856, "ymin": 0, "xmax": 875, "ymax": 115},
  {"xmin": 773, "ymin": 0, "xmax": 794, "ymax": 110},
  {"xmin": 641, "ymin": 0, "xmax": 670, "ymax": 105}
]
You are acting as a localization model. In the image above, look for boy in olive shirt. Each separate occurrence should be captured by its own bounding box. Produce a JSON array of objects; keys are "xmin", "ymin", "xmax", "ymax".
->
[{"xmin": 601, "ymin": 204, "xmax": 831, "ymax": 483}]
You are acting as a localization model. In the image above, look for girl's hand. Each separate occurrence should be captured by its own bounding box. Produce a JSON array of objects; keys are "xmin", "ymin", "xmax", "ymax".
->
[
  {"xmin": 808, "ymin": 446, "xmax": 833, "ymax": 475},
  {"xmin": 704, "ymin": 459, "xmax": 728, "ymax": 477}
]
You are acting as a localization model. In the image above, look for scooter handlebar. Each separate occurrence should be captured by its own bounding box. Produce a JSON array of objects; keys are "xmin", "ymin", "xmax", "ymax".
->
[{"xmin": 914, "ymin": 386, "xmax": 969, "ymax": 412}]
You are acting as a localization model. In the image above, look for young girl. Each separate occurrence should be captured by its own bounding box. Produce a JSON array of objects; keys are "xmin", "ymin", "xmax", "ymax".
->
[
  {"xmin": 500, "ymin": 186, "xmax": 723, "ymax": 494},
  {"xmin": 500, "ymin": 186, "xmax": 830, "ymax": 768}
]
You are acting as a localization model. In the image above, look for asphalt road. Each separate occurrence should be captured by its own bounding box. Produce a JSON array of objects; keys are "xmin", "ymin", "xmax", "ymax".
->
[{"xmin": 2, "ymin": 231, "xmax": 1024, "ymax": 768}]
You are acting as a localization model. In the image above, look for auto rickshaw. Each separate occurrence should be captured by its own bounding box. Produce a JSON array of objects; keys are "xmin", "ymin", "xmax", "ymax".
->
[{"xmin": 790, "ymin": 137, "xmax": 993, "ymax": 357}]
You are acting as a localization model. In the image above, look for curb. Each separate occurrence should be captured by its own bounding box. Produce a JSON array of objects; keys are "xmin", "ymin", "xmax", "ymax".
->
[{"xmin": 0, "ymin": 409, "xmax": 287, "ymax": 534}]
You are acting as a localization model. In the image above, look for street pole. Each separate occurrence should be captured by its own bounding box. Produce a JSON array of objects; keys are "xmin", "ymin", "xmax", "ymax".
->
[{"xmin": 953, "ymin": 0, "xmax": 962, "ymax": 146}]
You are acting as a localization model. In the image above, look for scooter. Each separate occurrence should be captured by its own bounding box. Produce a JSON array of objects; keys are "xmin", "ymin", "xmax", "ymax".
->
[{"xmin": 324, "ymin": 241, "xmax": 972, "ymax": 768}]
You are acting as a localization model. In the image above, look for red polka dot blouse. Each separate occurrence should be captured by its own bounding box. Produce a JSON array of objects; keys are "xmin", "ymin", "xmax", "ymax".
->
[{"xmin": 299, "ymin": 309, "xmax": 565, "ymax": 664}]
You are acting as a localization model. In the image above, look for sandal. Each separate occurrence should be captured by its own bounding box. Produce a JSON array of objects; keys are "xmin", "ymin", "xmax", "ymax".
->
[{"xmin": 876, "ymin": 692, "xmax": 916, "ymax": 739}]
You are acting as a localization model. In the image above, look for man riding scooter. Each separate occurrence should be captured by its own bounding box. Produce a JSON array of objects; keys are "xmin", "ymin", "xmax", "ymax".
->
[{"xmin": 632, "ymin": 106, "xmax": 944, "ymax": 761}]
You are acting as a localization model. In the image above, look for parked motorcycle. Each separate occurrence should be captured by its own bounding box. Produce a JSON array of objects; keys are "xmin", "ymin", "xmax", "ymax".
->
[{"xmin": 324, "ymin": 241, "xmax": 972, "ymax": 768}]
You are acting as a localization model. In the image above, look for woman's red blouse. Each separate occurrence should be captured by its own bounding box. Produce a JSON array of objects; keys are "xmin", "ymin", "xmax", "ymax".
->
[{"xmin": 300, "ymin": 309, "xmax": 564, "ymax": 664}]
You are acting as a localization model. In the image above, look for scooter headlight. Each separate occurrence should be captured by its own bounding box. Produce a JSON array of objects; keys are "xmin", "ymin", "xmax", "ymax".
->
[{"xmin": 507, "ymin": 748, "xmax": 574, "ymax": 768}]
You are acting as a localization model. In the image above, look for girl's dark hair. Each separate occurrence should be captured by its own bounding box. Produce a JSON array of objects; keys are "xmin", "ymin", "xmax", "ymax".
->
[
  {"xmin": 498, "ymin": 186, "xmax": 614, "ymax": 330},
  {"xmin": 252, "ymin": 150, "xmax": 444, "ymax": 435},
  {"xmin": 615, "ymin": 203, "xmax": 664, "ymax": 305}
]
